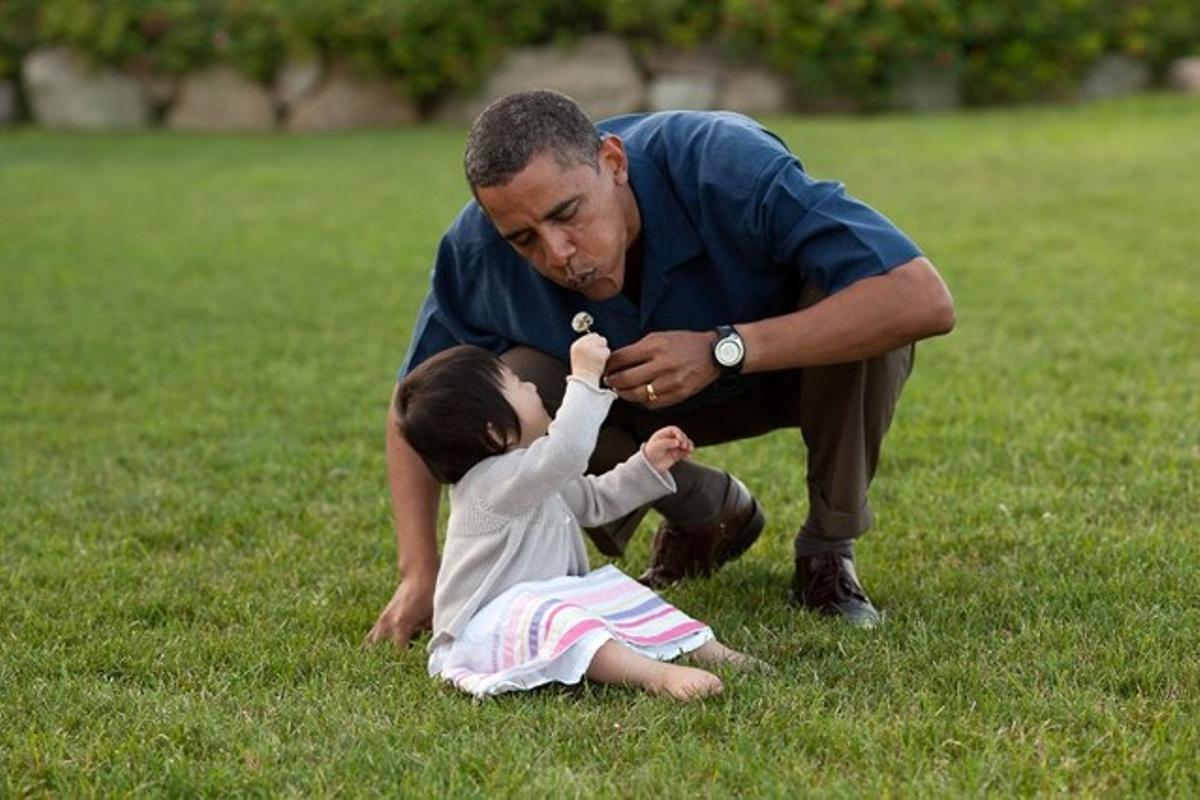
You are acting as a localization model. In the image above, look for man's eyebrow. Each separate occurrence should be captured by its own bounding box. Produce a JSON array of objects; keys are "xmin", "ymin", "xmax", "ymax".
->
[{"xmin": 501, "ymin": 196, "xmax": 580, "ymax": 242}]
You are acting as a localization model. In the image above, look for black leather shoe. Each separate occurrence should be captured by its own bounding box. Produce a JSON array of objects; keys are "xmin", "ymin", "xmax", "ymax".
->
[
  {"xmin": 791, "ymin": 551, "xmax": 882, "ymax": 628},
  {"xmin": 638, "ymin": 476, "xmax": 765, "ymax": 590}
]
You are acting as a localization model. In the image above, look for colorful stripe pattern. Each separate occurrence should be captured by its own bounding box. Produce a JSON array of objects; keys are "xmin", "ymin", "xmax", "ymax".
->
[{"xmin": 436, "ymin": 565, "xmax": 711, "ymax": 697}]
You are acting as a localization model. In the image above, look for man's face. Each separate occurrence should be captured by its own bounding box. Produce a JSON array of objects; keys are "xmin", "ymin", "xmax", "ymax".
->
[{"xmin": 476, "ymin": 137, "xmax": 639, "ymax": 301}]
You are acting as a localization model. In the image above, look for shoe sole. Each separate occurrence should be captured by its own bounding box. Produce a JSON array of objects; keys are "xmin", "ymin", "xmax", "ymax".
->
[{"xmin": 788, "ymin": 582, "xmax": 883, "ymax": 629}]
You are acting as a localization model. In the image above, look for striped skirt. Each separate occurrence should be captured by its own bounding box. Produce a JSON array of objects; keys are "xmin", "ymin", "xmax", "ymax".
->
[{"xmin": 428, "ymin": 564, "xmax": 714, "ymax": 698}]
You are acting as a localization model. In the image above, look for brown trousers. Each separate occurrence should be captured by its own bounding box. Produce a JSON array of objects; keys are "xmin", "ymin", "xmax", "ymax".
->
[{"xmin": 502, "ymin": 287, "xmax": 915, "ymax": 556}]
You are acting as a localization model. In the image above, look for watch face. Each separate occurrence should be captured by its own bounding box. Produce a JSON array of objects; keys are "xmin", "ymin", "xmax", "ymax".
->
[{"xmin": 715, "ymin": 337, "xmax": 743, "ymax": 367}]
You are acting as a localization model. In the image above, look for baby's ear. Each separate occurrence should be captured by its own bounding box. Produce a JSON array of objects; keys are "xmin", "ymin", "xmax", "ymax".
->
[{"xmin": 485, "ymin": 422, "xmax": 512, "ymax": 450}]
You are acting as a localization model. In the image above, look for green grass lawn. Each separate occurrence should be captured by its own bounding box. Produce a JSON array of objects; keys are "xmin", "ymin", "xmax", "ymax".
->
[{"xmin": 2, "ymin": 95, "xmax": 1197, "ymax": 796}]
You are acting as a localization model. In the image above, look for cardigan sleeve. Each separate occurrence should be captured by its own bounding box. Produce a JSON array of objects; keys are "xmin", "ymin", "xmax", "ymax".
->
[
  {"xmin": 560, "ymin": 447, "xmax": 676, "ymax": 527},
  {"xmin": 478, "ymin": 378, "xmax": 616, "ymax": 518}
]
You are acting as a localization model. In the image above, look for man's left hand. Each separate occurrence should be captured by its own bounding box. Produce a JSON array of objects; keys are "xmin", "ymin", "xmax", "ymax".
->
[{"xmin": 605, "ymin": 330, "xmax": 719, "ymax": 407}]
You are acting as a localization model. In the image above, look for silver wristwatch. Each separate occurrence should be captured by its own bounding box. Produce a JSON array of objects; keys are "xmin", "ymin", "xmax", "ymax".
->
[{"xmin": 712, "ymin": 324, "xmax": 745, "ymax": 377}]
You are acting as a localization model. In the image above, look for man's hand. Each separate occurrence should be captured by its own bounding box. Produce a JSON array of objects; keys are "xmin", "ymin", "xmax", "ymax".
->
[
  {"xmin": 605, "ymin": 330, "xmax": 719, "ymax": 406},
  {"xmin": 643, "ymin": 425, "xmax": 694, "ymax": 474},
  {"xmin": 570, "ymin": 332, "xmax": 611, "ymax": 387},
  {"xmin": 364, "ymin": 575, "xmax": 435, "ymax": 647}
]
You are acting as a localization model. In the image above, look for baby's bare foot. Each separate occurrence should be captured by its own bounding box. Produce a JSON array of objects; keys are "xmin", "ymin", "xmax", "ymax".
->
[{"xmin": 650, "ymin": 663, "xmax": 724, "ymax": 701}]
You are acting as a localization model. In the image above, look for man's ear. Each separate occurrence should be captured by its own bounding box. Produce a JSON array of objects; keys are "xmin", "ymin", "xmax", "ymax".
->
[{"xmin": 598, "ymin": 135, "xmax": 628, "ymax": 185}]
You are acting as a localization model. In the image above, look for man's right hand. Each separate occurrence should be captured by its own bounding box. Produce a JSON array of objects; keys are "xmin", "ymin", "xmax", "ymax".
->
[{"xmin": 364, "ymin": 574, "xmax": 435, "ymax": 647}]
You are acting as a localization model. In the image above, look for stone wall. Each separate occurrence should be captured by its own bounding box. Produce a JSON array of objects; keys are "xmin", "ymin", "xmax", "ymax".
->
[
  {"xmin": 5, "ymin": 39, "xmax": 1199, "ymax": 131},
  {"xmin": 10, "ymin": 37, "xmax": 790, "ymax": 132}
]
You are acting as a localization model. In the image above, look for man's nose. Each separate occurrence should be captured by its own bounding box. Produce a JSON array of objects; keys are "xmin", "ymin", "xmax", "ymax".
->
[{"xmin": 543, "ymin": 230, "xmax": 575, "ymax": 271}]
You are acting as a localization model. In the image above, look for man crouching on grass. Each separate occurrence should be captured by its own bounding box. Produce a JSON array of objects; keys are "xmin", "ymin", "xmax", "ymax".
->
[{"xmin": 368, "ymin": 89, "xmax": 955, "ymax": 646}]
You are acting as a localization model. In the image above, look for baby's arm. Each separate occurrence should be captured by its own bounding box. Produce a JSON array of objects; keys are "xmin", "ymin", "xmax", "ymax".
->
[
  {"xmin": 561, "ymin": 426, "xmax": 694, "ymax": 527},
  {"xmin": 481, "ymin": 335, "xmax": 615, "ymax": 517}
]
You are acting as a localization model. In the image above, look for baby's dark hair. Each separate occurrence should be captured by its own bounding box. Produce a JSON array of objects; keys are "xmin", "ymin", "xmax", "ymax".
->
[{"xmin": 395, "ymin": 345, "xmax": 521, "ymax": 484}]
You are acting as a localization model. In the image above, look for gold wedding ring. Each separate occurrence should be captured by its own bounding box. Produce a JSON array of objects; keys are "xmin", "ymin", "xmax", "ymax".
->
[{"xmin": 645, "ymin": 383, "xmax": 658, "ymax": 403}]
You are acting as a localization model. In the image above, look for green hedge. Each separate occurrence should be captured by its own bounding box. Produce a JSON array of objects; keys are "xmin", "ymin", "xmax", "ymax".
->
[
  {"xmin": 721, "ymin": 0, "xmax": 1200, "ymax": 108},
  {"xmin": 2, "ymin": 0, "xmax": 1198, "ymax": 110}
]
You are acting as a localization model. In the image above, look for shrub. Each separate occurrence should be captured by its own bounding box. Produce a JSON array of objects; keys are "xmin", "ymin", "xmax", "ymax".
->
[
  {"xmin": 608, "ymin": 0, "xmax": 723, "ymax": 51},
  {"xmin": 0, "ymin": 0, "xmax": 39, "ymax": 79},
  {"xmin": 723, "ymin": 0, "xmax": 964, "ymax": 110},
  {"xmin": 29, "ymin": 0, "xmax": 289, "ymax": 80},
  {"xmin": 2, "ymin": 0, "xmax": 1198, "ymax": 109}
]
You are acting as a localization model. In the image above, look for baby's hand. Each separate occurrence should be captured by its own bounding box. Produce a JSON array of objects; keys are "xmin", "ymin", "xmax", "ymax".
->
[
  {"xmin": 570, "ymin": 333, "xmax": 610, "ymax": 386},
  {"xmin": 643, "ymin": 426, "xmax": 694, "ymax": 475}
]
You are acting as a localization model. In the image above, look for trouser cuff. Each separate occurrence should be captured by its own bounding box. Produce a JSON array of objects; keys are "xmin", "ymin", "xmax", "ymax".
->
[
  {"xmin": 798, "ymin": 488, "xmax": 873, "ymax": 552},
  {"xmin": 794, "ymin": 535, "xmax": 855, "ymax": 558}
]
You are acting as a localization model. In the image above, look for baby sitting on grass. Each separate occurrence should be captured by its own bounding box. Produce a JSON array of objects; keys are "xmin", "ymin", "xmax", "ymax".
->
[{"xmin": 396, "ymin": 333, "xmax": 760, "ymax": 700}]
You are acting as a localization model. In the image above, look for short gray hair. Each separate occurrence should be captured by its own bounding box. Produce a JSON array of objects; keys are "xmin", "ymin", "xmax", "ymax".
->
[{"xmin": 464, "ymin": 90, "xmax": 603, "ymax": 190}]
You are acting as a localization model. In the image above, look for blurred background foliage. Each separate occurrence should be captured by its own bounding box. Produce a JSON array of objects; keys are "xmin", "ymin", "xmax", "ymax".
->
[{"xmin": 1, "ymin": 0, "xmax": 1197, "ymax": 109}]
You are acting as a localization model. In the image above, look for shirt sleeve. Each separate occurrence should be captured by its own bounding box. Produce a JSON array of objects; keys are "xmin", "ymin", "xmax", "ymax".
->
[
  {"xmin": 397, "ymin": 230, "xmax": 513, "ymax": 380},
  {"xmin": 749, "ymin": 151, "xmax": 923, "ymax": 293},
  {"xmin": 560, "ymin": 447, "xmax": 676, "ymax": 527},
  {"xmin": 684, "ymin": 115, "xmax": 923, "ymax": 294},
  {"xmin": 397, "ymin": 292, "xmax": 458, "ymax": 379}
]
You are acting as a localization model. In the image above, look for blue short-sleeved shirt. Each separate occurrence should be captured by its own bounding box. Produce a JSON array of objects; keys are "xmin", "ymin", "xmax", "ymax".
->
[{"xmin": 399, "ymin": 111, "xmax": 921, "ymax": 409}]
